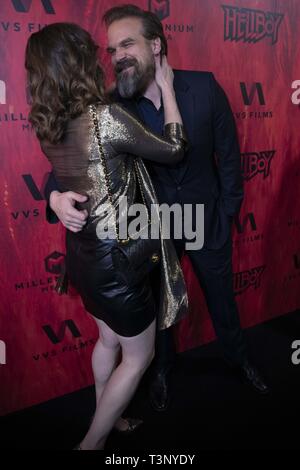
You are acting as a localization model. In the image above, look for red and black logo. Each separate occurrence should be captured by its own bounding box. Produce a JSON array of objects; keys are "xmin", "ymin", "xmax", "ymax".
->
[
  {"xmin": 222, "ymin": 5, "xmax": 283, "ymax": 45},
  {"xmin": 241, "ymin": 150, "xmax": 275, "ymax": 181},
  {"xmin": 42, "ymin": 320, "xmax": 81, "ymax": 344},
  {"xmin": 234, "ymin": 213, "xmax": 257, "ymax": 234},
  {"xmin": 11, "ymin": 0, "xmax": 55, "ymax": 14},
  {"xmin": 240, "ymin": 82, "xmax": 265, "ymax": 106},
  {"xmin": 44, "ymin": 251, "xmax": 65, "ymax": 275},
  {"xmin": 148, "ymin": 0, "xmax": 170, "ymax": 21},
  {"xmin": 234, "ymin": 265, "xmax": 265, "ymax": 295}
]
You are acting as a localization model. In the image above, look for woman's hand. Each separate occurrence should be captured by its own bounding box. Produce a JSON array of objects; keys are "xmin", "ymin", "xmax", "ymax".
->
[{"xmin": 155, "ymin": 55, "xmax": 174, "ymax": 92}]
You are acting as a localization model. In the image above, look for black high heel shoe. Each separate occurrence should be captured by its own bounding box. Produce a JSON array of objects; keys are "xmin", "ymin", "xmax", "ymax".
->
[{"xmin": 114, "ymin": 417, "xmax": 143, "ymax": 435}]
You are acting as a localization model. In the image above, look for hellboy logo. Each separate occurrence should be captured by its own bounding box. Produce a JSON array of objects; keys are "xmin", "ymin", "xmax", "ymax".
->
[
  {"xmin": 222, "ymin": 5, "xmax": 283, "ymax": 45},
  {"xmin": 241, "ymin": 150, "xmax": 275, "ymax": 181},
  {"xmin": 234, "ymin": 266, "xmax": 265, "ymax": 295}
]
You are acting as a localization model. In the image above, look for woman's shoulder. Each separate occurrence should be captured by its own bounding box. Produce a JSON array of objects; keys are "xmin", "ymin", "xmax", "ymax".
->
[
  {"xmin": 94, "ymin": 101, "xmax": 125, "ymax": 116},
  {"xmin": 92, "ymin": 102, "xmax": 135, "ymax": 130}
]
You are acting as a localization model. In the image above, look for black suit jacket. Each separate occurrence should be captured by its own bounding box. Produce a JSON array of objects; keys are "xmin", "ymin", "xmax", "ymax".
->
[{"xmin": 44, "ymin": 70, "xmax": 243, "ymax": 249}]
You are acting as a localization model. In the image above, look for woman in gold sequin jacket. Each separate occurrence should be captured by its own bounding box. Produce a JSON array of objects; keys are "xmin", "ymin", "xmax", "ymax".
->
[{"xmin": 25, "ymin": 23, "xmax": 187, "ymax": 450}]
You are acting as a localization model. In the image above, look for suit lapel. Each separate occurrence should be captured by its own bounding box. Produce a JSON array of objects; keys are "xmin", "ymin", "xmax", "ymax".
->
[{"xmin": 172, "ymin": 72, "xmax": 195, "ymax": 184}]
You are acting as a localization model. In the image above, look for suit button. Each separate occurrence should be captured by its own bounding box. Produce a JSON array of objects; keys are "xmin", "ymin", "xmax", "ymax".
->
[{"xmin": 177, "ymin": 186, "xmax": 182, "ymax": 191}]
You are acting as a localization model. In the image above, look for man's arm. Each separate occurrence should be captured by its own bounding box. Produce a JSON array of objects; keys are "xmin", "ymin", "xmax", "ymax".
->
[
  {"xmin": 44, "ymin": 171, "xmax": 88, "ymax": 232},
  {"xmin": 210, "ymin": 74, "xmax": 244, "ymax": 216}
]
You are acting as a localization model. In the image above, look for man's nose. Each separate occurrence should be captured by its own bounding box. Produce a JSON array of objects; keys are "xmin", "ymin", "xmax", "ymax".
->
[{"xmin": 115, "ymin": 48, "xmax": 127, "ymax": 62}]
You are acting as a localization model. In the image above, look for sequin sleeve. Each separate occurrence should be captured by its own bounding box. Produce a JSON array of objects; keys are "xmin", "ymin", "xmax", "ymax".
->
[{"xmin": 107, "ymin": 103, "xmax": 187, "ymax": 164}]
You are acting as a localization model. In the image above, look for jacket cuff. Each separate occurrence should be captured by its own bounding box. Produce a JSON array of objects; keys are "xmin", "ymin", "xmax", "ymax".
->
[{"xmin": 164, "ymin": 123, "xmax": 188, "ymax": 144}]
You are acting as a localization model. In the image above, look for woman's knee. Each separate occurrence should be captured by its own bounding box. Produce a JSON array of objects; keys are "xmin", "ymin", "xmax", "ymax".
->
[{"xmin": 123, "ymin": 345, "xmax": 155, "ymax": 376}]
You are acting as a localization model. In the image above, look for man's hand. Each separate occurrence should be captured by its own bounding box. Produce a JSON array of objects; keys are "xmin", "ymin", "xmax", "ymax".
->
[{"xmin": 49, "ymin": 191, "xmax": 88, "ymax": 232}]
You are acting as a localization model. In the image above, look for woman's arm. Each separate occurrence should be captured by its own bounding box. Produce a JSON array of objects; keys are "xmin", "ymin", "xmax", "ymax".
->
[{"xmin": 108, "ymin": 56, "xmax": 187, "ymax": 164}]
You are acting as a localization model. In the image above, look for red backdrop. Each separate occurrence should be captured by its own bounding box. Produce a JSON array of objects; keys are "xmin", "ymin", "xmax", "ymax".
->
[{"xmin": 1, "ymin": 0, "xmax": 300, "ymax": 415}]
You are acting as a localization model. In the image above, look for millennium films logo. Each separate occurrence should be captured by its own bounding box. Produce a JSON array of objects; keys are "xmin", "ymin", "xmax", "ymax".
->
[
  {"xmin": 233, "ymin": 212, "xmax": 263, "ymax": 248},
  {"xmin": 1, "ymin": 0, "xmax": 55, "ymax": 34},
  {"xmin": 32, "ymin": 319, "xmax": 97, "ymax": 362},
  {"xmin": 148, "ymin": 0, "xmax": 195, "ymax": 42},
  {"xmin": 222, "ymin": 5, "xmax": 284, "ymax": 45},
  {"xmin": 235, "ymin": 83, "xmax": 273, "ymax": 120},
  {"xmin": 15, "ymin": 251, "xmax": 65, "ymax": 294},
  {"xmin": 241, "ymin": 150, "xmax": 275, "ymax": 181},
  {"xmin": 291, "ymin": 80, "xmax": 300, "ymax": 105},
  {"xmin": 234, "ymin": 265, "xmax": 265, "ymax": 295},
  {"xmin": 148, "ymin": 0, "xmax": 169, "ymax": 21},
  {"xmin": 45, "ymin": 251, "xmax": 65, "ymax": 276}
]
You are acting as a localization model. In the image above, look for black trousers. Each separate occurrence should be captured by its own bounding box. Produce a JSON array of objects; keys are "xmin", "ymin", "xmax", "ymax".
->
[{"xmin": 152, "ymin": 236, "xmax": 248, "ymax": 371}]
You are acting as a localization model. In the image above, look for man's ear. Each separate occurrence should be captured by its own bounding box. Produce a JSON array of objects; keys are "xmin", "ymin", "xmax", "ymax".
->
[{"xmin": 151, "ymin": 37, "xmax": 161, "ymax": 55}]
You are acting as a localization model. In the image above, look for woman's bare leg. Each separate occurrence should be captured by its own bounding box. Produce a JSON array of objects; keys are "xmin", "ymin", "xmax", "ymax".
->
[
  {"xmin": 92, "ymin": 319, "xmax": 120, "ymax": 406},
  {"xmin": 80, "ymin": 319, "xmax": 156, "ymax": 450}
]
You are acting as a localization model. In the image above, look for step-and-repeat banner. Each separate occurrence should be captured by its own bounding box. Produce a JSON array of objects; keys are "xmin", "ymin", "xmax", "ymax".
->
[{"xmin": 1, "ymin": 0, "xmax": 300, "ymax": 415}]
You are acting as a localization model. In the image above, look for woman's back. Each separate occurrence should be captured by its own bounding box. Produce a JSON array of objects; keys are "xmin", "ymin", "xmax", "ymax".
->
[{"xmin": 41, "ymin": 102, "xmax": 186, "ymax": 240}]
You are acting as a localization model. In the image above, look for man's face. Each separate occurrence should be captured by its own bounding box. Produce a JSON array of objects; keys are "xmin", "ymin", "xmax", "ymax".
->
[{"xmin": 107, "ymin": 17, "xmax": 156, "ymax": 98}]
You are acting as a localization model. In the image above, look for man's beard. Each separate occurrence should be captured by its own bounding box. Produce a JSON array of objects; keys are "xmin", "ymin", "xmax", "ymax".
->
[{"xmin": 115, "ymin": 57, "xmax": 155, "ymax": 98}]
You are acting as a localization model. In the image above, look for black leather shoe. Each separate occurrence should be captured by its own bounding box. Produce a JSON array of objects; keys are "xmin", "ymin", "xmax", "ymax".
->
[
  {"xmin": 149, "ymin": 370, "xmax": 171, "ymax": 412},
  {"xmin": 238, "ymin": 360, "xmax": 269, "ymax": 394}
]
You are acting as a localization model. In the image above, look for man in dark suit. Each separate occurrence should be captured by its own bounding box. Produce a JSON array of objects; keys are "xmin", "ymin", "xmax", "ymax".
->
[{"xmin": 44, "ymin": 4, "xmax": 269, "ymax": 410}]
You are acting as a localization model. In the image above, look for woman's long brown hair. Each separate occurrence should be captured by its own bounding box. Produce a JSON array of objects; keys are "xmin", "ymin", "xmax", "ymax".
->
[{"xmin": 25, "ymin": 22, "xmax": 106, "ymax": 144}]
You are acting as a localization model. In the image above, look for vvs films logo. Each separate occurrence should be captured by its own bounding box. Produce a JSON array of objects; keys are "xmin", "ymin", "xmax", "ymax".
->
[
  {"xmin": 148, "ymin": 0, "xmax": 169, "ymax": 21},
  {"xmin": 234, "ymin": 266, "xmax": 265, "ymax": 295},
  {"xmin": 43, "ymin": 320, "xmax": 81, "ymax": 345},
  {"xmin": 11, "ymin": 0, "xmax": 55, "ymax": 14},
  {"xmin": 2, "ymin": 0, "xmax": 55, "ymax": 34},
  {"xmin": 33, "ymin": 320, "xmax": 97, "ymax": 361},
  {"xmin": 235, "ymin": 83, "xmax": 273, "ymax": 120},
  {"xmin": 233, "ymin": 212, "xmax": 263, "ymax": 247},
  {"xmin": 10, "ymin": 174, "xmax": 45, "ymax": 224},
  {"xmin": 241, "ymin": 150, "xmax": 275, "ymax": 181},
  {"xmin": 222, "ymin": 5, "xmax": 284, "ymax": 45}
]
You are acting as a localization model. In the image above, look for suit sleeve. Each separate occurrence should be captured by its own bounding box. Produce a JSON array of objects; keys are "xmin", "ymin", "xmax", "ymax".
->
[
  {"xmin": 210, "ymin": 74, "xmax": 244, "ymax": 216},
  {"xmin": 108, "ymin": 103, "xmax": 187, "ymax": 164},
  {"xmin": 43, "ymin": 171, "xmax": 60, "ymax": 224}
]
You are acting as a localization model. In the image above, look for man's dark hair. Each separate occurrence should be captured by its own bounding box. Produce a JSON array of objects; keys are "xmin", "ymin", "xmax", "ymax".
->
[{"xmin": 103, "ymin": 4, "xmax": 168, "ymax": 56}]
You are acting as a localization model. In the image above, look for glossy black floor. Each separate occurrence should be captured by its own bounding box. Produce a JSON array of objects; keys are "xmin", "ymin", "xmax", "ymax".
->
[{"xmin": 1, "ymin": 310, "xmax": 300, "ymax": 450}]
